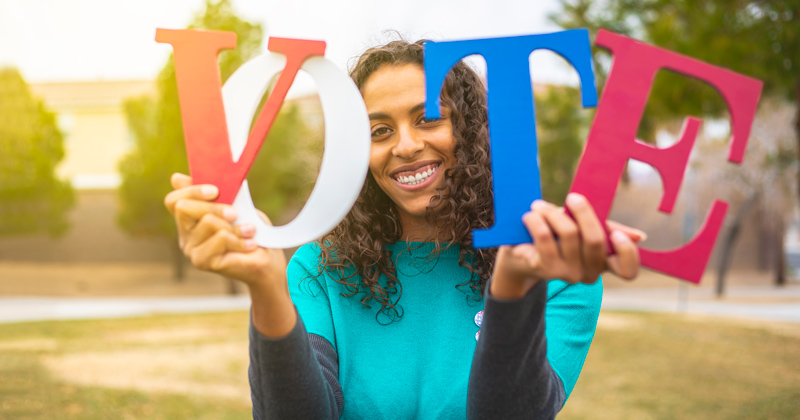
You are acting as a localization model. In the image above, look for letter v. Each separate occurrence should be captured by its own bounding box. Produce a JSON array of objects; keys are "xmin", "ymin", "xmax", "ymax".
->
[{"xmin": 156, "ymin": 29, "xmax": 326, "ymax": 204}]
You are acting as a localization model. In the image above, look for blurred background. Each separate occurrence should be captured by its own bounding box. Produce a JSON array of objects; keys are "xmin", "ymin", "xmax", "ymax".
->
[{"xmin": 0, "ymin": 0, "xmax": 797, "ymax": 418}]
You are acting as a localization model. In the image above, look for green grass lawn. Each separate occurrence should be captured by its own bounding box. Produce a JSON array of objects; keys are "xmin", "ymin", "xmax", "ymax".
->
[
  {"xmin": 0, "ymin": 312, "xmax": 253, "ymax": 420},
  {"xmin": 0, "ymin": 311, "xmax": 797, "ymax": 419},
  {"xmin": 560, "ymin": 312, "xmax": 800, "ymax": 420}
]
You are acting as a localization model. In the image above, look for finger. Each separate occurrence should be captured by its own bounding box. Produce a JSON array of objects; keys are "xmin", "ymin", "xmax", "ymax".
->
[
  {"xmin": 607, "ymin": 230, "xmax": 640, "ymax": 280},
  {"xmin": 509, "ymin": 243, "xmax": 541, "ymax": 273},
  {"xmin": 565, "ymin": 193, "xmax": 607, "ymax": 281},
  {"xmin": 496, "ymin": 245, "xmax": 538, "ymax": 280},
  {"xmin": 171, "ymin": 173, "xmax": 193, "ymax": 190},
  {"xmin": 523, "ymin": 211, "xmax": 559, "ymax": 269},
  {"xmin": 532, "ymin": 200, "xmax": 580, "ymax": 272},
  {"xmin": 164, "ymin": 183, "xmax": 219, "ymax": 215},
  {"xmin": 606, "ymin": 220, "xmax": 648, "ymax": 243},
  {"xmin": 174, "ymin": 199, "xmax": 237, "ymax": 233},
  {"xmin": 189, "ymin": 229, "xmax": 258, "ymax": 272},
  {"xmin": 237, "ymin": 223, "xmax": 256, "ymax": 239},
  {"xmin": 184, "ymin": 213, "xmax": 236, "ymax": 250},
  {"xmin": 255, "ymin": 209, "xmax": 273, "ymax": 226}
]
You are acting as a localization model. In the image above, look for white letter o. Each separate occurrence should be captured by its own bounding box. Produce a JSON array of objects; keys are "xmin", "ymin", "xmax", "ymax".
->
[{"xmin": 222, "ymin": 53, "xmax": 370, "ymax": 249}]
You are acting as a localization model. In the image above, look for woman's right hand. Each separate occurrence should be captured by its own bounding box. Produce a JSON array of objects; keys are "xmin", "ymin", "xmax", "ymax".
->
[
  {"xmin": 163, "ymin": 172, "xmax": 288, "ymax": 289},
  {"xmin": 165, "ymin": 172, "xmax": 296, "ymax": 337}
]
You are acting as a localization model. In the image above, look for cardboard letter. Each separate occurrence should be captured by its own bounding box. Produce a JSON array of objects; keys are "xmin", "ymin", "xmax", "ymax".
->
[
  {"xmin": 424, "ymin": 29, "xmax": 597, "ymax": 248},
  {"xmin": 157, "ymin": 29, "xmax": 371, "ymax": 248},
  {"xmin": 569, "ymin": 29, "xmax": 763, "ymax": 283},
  {"xmin": 156, "ymin": 29, "xmax": 325, "ymax": 204}
]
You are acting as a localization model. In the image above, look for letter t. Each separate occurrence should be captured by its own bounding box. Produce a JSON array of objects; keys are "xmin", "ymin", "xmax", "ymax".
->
[{"xmin": 424, "ymin": 29, "xmax": 598, "ymax": 248}]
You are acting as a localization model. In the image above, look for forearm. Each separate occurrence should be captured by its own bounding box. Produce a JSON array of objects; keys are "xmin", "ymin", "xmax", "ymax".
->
[
  {"xmin": 467, "ymin": 280, "xmax": 565, "ymax": 420},
  {"xmin": 249, "ymin": 311, "xmax": 343, "ymax": 419},
  {"xmin": 490, "ymin": 247, "xmax": 543, "ymax": 300},
  {"xmin": 248, "ymin": 272, "xmax": 297, "ymax": 338}
]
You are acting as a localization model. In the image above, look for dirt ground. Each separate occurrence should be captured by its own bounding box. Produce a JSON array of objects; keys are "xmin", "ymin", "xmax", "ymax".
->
[
  {"xmin": 0, "ymin": 257, "xmax": 791, "ymax": 297},
  {"xmin": 601, "ymin": 267, "xmax": 784, "ymax": 288},
  {"xmin": 0, "ymin": 261, "xmax": 238, "ymax": 297}
]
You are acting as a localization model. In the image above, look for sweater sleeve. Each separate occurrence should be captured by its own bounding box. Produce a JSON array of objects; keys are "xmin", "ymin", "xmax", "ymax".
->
[
  {"xmin": 249, "ymin": 312, "xmax": 344, "ymax": 419},
  {"xmin": 467, "ymin": 279, "xmax": 565, "ymax": 420}
]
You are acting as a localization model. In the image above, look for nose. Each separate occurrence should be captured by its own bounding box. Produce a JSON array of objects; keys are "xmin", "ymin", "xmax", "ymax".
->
[{"xmin": 392, "ymin": 125, "xmax": 424, "ymax": 159}]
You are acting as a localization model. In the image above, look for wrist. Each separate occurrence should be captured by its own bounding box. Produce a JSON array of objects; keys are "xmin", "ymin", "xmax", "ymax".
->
[
  {"xmin": 491, "ymin": 247, "xmax": 543, "ymax": 300},
  {"xmin": 490, "ymin": 273, "xmax": 542, "ymax": 300},
  {"xmin": 247, "ymin": 271, "xmax": 296, "ymax": 339}
]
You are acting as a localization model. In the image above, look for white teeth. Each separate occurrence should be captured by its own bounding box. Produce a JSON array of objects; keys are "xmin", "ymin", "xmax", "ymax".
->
[{"xmin": 395, "ymin": 165, "xmax": 439, "ymax": 185}]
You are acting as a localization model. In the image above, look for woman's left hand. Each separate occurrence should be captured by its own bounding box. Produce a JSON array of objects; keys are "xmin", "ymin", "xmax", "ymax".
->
[{"xmin": 490, "ymin": 193, "xmax": 643, "ymax": 300}]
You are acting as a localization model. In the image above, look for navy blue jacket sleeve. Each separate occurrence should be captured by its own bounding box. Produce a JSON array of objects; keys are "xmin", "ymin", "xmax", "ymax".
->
[
  {"xmin": 249, "ymin": 311, "xmax": 344, "ymax": 419},
  {"xmin": 467, "ymin": 279, "xmax": 565, "ymax": 419}
]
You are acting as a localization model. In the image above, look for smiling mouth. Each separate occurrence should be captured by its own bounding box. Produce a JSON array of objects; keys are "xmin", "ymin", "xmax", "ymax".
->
[{"xmin": 392, "ymin": 163, "xmax": 440, "ymax": 186}]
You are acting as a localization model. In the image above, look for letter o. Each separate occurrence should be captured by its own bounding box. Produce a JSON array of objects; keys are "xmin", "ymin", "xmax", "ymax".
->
[{"xmin": 222, "ymin": 53, "xmax": 371, "ymax": 249}]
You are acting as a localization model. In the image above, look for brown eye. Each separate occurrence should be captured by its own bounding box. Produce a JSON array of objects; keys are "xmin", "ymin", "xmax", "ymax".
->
[
  {"xmin": 418, "ymin": 116, "xmax": 441, "ymax": 125},
  {"xmin": 371, "ymin": 126, "xmax": 392, "ymax": 139}
]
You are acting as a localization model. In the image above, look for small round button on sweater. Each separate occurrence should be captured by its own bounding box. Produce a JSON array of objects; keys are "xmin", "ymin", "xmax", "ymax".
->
[{"xmin": 474, "ymin": 310, "xmax": 484, "ymax": 327}]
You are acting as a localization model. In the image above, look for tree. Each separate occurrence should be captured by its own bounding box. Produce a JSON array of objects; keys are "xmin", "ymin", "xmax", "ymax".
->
[
  {"xmin": 0, "ymin": 68, "xmax": 74, "ymax": 239},
  {"xmin": 553, "ymin": 0, "xmax": 798, "ymax": 140},
  {"xmin": 536, "ymin": 85, "xmax": 591, "ymax": 204},
  {"xmin": 118, "ymin": 0, "xmax": 315, "ymax": 281},
  {"xmin": 554, "ymin": 0, "xmax": 799, "ymax": 286},
  {"xmin": 246, "ymin": 104, "xmax": 320, "ymax": 225},
  {"xmin": 693, "ymin": 100, "xmax": 796, "ymax": 295}
]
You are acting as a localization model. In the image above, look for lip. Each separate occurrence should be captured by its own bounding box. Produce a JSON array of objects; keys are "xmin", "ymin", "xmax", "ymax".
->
[
  {"xmin": 392, "ymin": 164, "xmax": 441, "ymax": 191},
  {"xmin": 389, "ymin": 159, "xmax": 441, "ymax": 178}
]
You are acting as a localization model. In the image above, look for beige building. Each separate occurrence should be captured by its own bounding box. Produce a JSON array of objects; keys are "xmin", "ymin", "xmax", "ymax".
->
[
  {"xmin": 0, "ymin": 80, "xmax": 166, "ymax": 263},
  {"xmin": 29, "ymin": 80, "xmax": 156, "ymax": 189},
  {"xmin": 0, "ymin": 80, "xmax": 324, "ymax": 263}
]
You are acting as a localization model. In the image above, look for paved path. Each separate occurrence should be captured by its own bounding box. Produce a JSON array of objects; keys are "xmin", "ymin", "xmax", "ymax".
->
[
  {"xmin": 1, "ymin": 285, "xmax": 799, "ymax": 324},
  {"xmin": 602, "ymin": 285, "xmax": 800, "ymax": 324},
  {"xmin": 0, "ymin": 296, "xmax": 251, "ymax": 324}
]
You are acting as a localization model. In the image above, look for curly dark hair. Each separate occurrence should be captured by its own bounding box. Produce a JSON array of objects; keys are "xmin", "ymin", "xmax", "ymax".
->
[{"xmin": 315, "ymin": 39, "xmax": 496, "ymax": 323}]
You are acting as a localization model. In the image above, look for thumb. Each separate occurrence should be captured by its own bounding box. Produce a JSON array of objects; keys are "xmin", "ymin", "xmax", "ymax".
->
[
  {"xmin": 256, "ymin": 209, "xmax": 274, "ymax": 226},
  {"xmin": 171, "ymin": 172, "xmax": 193, "ymax": 190},
  {"xmin": 606, "ymin": 220, "xmax": 647, "ymax": 243}
]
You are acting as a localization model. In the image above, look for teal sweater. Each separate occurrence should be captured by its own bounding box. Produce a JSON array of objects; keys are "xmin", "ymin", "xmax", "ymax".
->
[{"xmin": 287, "ymin": 241, "xmax": 602, "ymax": 419}]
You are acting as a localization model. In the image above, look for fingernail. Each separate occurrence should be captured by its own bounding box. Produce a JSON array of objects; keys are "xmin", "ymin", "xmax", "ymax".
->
[
  {"xmin": 240, "ymin": 224, "xmax": 255, "ymax": 235},
  {"xmin": 634, "ymin": 229, "xmax": 648, "ymax": 242},
  {"xmin": 611, "ymin": 230, "xmax": 628, "ymax": 243},
  {"xmin": 201, "ymin": 185, "xmax": 218, "ymax": 198},
  {"xmin": 531, "ymin": 199, "xmax": 545, "ymax": 209},
  {"xmin": 223, "ymin": 207, "xmax": 238, "ymax": 221},
  {"xmin": 244, "ymin": 239, "xmax": 257, "ymax": 249},
  {"xmin": 566, "ymin": 193, "xmax": 585, "ymax": 208}
]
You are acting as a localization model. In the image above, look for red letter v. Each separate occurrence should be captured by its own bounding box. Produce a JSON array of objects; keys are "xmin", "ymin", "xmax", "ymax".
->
[{"xmin": 156, "ymin": 29, "xmax": 326, "ymax": 204}]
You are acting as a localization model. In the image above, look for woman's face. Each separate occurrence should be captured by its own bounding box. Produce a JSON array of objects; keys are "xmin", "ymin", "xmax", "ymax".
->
[{"xmin": 361, "ymin": 64, "xmax": 458, "ymax": 235}]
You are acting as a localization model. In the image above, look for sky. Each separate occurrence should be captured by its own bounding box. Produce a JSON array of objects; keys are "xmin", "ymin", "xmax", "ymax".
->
[{"xmin": 0, "ymin": 0, "xmax": 581, "ymax": 86}]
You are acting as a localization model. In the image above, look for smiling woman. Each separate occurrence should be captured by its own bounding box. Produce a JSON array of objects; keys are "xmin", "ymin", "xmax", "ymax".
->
[
  {"xmin": 364, "ymin": 64, "xmax": 458, "ymax": 230},
  {"xmin": 163, "ymin": 38, "xmax": 643, "ymax": 419},
  {"xmin": 322, "ymin": 41, "xmax": 499, "ymax": 320}
]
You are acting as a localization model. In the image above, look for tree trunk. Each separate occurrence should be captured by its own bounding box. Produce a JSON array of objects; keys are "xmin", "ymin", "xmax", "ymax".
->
[
  {"xmin": 795, "ymin": 80, "xmax": 800, "ymax": 248},
  {"xmin": 775, "ymin": 218, "xmax": 787, "ymax": 286},
  {"xmin": 621, "ymin": 160, "xmax": 630, "ymax": 185},
  {"xmin": 791, "ymin": 79, "xmax": 800, "ymax": 285},
  {"xmin": 171, "ymin": 238, "xmax": 186, "ymax": 282},
  {"xmin": 226, "ymin": 278, "xmax": 239, "ymax": 295},
  {"xmin": 716, "ymin": 191, "xmax": 759, "ymax": 297}
]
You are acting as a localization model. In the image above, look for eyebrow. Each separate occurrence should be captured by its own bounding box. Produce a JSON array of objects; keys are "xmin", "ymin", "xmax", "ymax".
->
[
  {"xmin": 368, "ymin": 102, "xmax": 428, "ymax": 120},
  {"xmin": 409, "ymin": 103, "xmax": 426, "ymax": 115}
]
